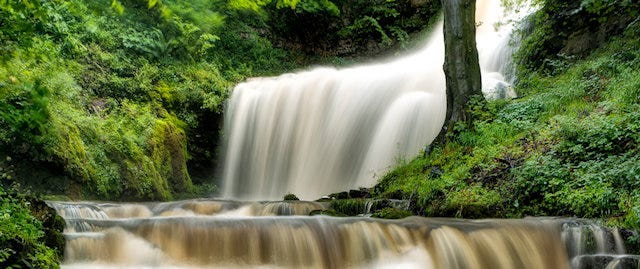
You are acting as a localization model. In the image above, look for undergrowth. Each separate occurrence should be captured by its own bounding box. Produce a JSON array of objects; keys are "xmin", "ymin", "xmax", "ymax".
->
[
  {"xmin": 0, "ymin": 187, "xmax": 62, "ymax": 268},
  {"xmin": 375, "ymin": 17, "xmax": 640, "ymax": 229}
]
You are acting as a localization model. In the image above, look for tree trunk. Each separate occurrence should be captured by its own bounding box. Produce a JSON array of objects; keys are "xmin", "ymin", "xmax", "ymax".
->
[{"xmin": 436, "ymin": 0, "xmax": 483, "ymax": 143}]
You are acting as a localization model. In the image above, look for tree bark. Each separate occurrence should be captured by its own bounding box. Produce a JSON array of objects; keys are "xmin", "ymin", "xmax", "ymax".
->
[{"xmin": 435, "ymin": 0, "xmax": 483, "ymax": 144}]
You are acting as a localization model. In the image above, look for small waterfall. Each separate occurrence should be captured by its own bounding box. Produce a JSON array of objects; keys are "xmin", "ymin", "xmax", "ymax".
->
[
  {"xmin": 562, "ymin": 220, "xmax": 640, "ymax": 269},
  {"xmin": 51, "ymin": 201, "xmax": 640, "ymax": 269},
  {"xmin": 220, "ymin": 0, "xmax": 521, "ymax": 201}
]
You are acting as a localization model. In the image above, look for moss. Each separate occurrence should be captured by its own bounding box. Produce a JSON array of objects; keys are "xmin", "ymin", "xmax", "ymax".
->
[
  {"xmin": 329, "ymin": 199, "xmax": 366, "ymax": 216},
  {"xmin": 42, "ymin": 97, "xmax": 193, "ymax": 200},
  {"xmin": 148, "ymin": 116, "xmax": 193, "ymax": 194},
  {"xmin": 371, "ymin": 208, "xmax": 412, "ymax": 219},
  {"xmin": 283, "ymin": 193, "xmax": 300, "ymax": 201},
  {"xmin": 310, "ymin": 209, "xmax": 347, "ymax": 217}
]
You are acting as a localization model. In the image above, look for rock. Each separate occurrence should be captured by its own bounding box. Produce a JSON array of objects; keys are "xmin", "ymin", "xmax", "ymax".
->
[
  {"xmin": 309, "ymin": 209, "xmax": 345, "ymax": 217},
  {"xmin": 25, "ymin": 197, "xmax": 66, "ymax": 258},
  {"xmin": 371, "ymin": 208, "xmax": 413, "ymax": 219},
  {"xmin": 315, "ymin": 195, "xmax": 332, "ymax": 202},
  {"xmin": 482, "ymin": 72, "xmax": 517, "ymax": 100},
  {"xmin": 521, "ymin": 0, "xmax": 640, "ymax": 70},
  {"xmin": 283, "ymin": 193, "xmax": 300, "ymax": 201},
  {"xmin": 330, "ymin": 191, "xmax": 349, "ymax": 200},
  {"xmin": 348, "ymin": 188, "xmax": 371, "ymax": 199},
  {"xmin": 571, "ymin": 255, "xmax": 639, "ymax": 269}
]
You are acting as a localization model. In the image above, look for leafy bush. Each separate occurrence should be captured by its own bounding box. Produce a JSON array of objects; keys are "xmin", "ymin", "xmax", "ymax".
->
[
  {"xmin": 266, "ymin": 0, "xmax": 440, "ymax": 58},
  {"xmin": 0, "ymin": 0, "xmax": 313, "ymax": 200},
  {"xmin": 0, "ymin": 188, "xmax": 61, "ymax": 268}
]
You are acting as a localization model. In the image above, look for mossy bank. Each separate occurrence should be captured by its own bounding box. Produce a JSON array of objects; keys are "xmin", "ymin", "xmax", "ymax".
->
[{"xmin": 373, "ymin": 0, "xmax": 640, "ymax": 231}]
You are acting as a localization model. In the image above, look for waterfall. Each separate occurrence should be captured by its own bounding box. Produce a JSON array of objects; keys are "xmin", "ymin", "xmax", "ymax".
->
[
  {"xmin": 220, "ymin": 0, "xmax": 520, "ymax": 201},
  {"xmin": 44, "ymin": 2, "xmax": 640, "ymax": 268},
  {"xmin": 49, "ymin": 200, "xmax": 639, "ymax": 269}
]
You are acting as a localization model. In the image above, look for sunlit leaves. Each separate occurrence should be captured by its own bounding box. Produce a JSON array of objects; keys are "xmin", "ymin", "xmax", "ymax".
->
[
  {"xmin": 227, "ymin": 0, "xmax": 304, "ymax": 12},
  {"xmin": 110, "ymin": 0, "xmax": 124, "ymax": 14},
  {"xmin": 227, "ymin": 0, "xmax": 270, "ymax": 12}
]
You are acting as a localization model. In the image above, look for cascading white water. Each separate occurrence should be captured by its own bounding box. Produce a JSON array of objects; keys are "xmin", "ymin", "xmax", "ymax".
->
[
  {"xmin": 221, "ymin": 0, "xmax": 521, "ymax": 200},
  {"xmin": 49, "ymin": 200, "xmax": 639, "ymax": 269}
]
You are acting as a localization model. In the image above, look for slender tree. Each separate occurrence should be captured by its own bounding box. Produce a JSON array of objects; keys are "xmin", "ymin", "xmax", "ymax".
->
[{"xmin": 437, "ymin": 0, "xmax": 484, "ymax": 141}]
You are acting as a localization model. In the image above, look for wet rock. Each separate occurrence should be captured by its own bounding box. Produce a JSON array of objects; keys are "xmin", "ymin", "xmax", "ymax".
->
[
  {"xmin": 330, "ymin": 191, "xmax": 349, "ymax": 200},
  {"xmin": 309, "ymin": 209, "xmax": 345, "ymax": 217},
  {"xmin": 572, "ymin": 255, "xmax": 639, "ymax": 269},
  {"xmin": 371, "ymin": 208, "xmax": 413, "ymax": 219},
  {"xmin": 283, "ymin": 193, "xmax": 299, "ymax": 201},
  {"xmin": 348, "ymin": 188, "xmax": 371, "ymax": 199},
  {"xmin": 26, "ymin": 197, "xmax": 66, "ymax": 257}
]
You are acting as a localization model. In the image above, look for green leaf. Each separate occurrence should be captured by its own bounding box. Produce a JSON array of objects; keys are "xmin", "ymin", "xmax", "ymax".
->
[
  {"xmin": 111, "ymin": 0, "xmax": 124, "ymax": 14},
  {"xmin": 148, "ymin": 0, "xmax": 158, "ymax": 9}
]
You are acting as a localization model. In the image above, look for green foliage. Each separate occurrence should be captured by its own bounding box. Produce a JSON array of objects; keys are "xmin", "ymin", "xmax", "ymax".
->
[
  {"xmin": 267, "ymin": 0, "xmax": 440, "ymax": 58},
  {"xmin": 2, "ymin": 0, "xmax": 433, "ymax": 203},
  {"xmin": 339, "ymin": 15, "xmax": 393, "ymax": 46},
  {"xmin": 496, "ymin": 98, "xmax": 545, "ymax": 130},
  {"xmin": 0, "ymin": 80, "xmax": 50, "ymax": 150},
  {"xmin": 514, "ymin": 0, "xmax": 639, "ymax": 76},
  {"xmin": 0, "ymin": 0, "xmax": 318, "ymax": 200},
  {"xmin": 0, "ymin": 188, "xmax": 60, "ymax": 268},
  {"xmin": 375, "ymin": 13, "xmax": 640, "ymax": 228}
]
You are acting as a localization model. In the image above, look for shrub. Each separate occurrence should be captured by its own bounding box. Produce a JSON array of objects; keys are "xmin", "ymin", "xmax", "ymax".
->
[{"xmin": 0, "ymin": 188, "xmax": 61, "ymax": 268}]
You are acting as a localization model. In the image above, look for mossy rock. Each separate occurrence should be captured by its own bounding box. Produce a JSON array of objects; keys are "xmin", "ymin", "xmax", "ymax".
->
[
  {"xmin": 329, "ymin": 191, "xmax": 350, "ymax": 199},
  {"xmin": 25, "ymin": 196, "xmax": 66, "ymax": 258},
  {"xmin": 366, "ymin": 199, "xmax": 393, "ymax": 212},
  {"xmin": 283, "ymin": 193, "xmax": 299, "ymax": 201},
  {"xmin": 329, "ymin": 199, "xmax": 366, "ymax": 216},
  {"xmin": 371, "ymin": 208, "xmax": 413, "ymax": 219},
  {"xmin": 348, "ymin": 188, "xmax": 371, "ymax": 199},
  {"xmin": 148, "ymin": 117, "xmax": 192, "ymax": 195},
  {"xmin": 309, "ymin": 209, "xmax": 346, "ymax": 217},
  {"xmin": 621, "ymin": 228, "xmax": 640, "ymax": 255}
]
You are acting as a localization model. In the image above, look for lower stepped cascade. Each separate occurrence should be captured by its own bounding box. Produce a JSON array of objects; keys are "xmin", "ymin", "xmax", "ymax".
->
[{"xmin": 49, "ymin": 200, "xmax": 639, "ymax": 269}]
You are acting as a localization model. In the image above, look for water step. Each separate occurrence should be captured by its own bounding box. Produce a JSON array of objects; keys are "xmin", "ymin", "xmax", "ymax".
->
[{"xmin": 571, "ymin": 254, "xmax": 640, "ymax": 269}]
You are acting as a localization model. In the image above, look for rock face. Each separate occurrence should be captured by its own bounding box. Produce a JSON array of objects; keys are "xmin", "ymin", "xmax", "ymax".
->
[
  {"xmin": 560, "ymin": 14, "xmax": 634, "ymax": 56},
  {"xmin": 520, "ymin": 0, "xmax": 640, "ymax": 70},
  {"xmin": 27, "ymin": 197, "xmax": 66, "ymax": 258}
]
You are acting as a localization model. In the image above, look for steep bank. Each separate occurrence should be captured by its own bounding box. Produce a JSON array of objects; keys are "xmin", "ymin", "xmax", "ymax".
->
[{"xmin": 373, "ymin": 0, "xmax": 640, "ymax": 232}]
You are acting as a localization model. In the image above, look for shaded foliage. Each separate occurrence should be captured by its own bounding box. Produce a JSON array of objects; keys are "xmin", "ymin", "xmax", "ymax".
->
[
  {"xmin": 267, "ymin": 0, "xmax": 441, "ymax": 58},
  {"xmin": 0, "ymin": 188, "xmax": 63, "ymax": 268}
]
